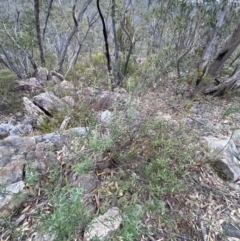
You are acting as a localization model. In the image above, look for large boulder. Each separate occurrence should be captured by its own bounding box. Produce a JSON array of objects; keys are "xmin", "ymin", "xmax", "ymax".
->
[
  {"xmin": 203, "ymin": 136, "xmax": 240, "ymax": 182},
  {"xmin": 33, "ymin": 92, "xmax": 66, "ymax": 115},
  {"xmin": 15, "ymin": 78, "xmax": 45, "ymax": 95}
]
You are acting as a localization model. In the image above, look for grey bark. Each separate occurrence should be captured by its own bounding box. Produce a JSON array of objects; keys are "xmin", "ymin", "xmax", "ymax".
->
[
  {"xmin": 207, "ymin": 20, "xmax": 240, "ymax": 79},
  {"xmin": 112, "ymin": 0, "xmax": 122, "ymax": 85},
  {"xmin": 199, "ymin": 7, "xmax": 226, "ymax": 75},
  {"xmin": 203, "ymin": 63, "xmax": 240, "ymax": 96},
  {"xmin": 34, "ymin": 0, "xmax": 45, "ymax": 67},
  {"xmin": 121, "ymin": 20, "xmax": 135, "ymax": 77},
  {"xmin": 0, "ymin": 44, "xmax": 22, "ymax": 79}
]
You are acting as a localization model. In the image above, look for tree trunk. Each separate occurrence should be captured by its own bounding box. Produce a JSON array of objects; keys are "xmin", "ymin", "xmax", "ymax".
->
[
  {"xmin": 34, "ymin": 0, "xmax": 45, "ymax": 67},
  {"xmin": 112, "ymin": 0, "xmax": 122, "ymax": 86},
  {"xmin": 207, "ymin": 21, "xmax": 240, "ymax": 79},
  {"xmin": 199, "ymin": 7, "xmax": 226, "ymax": 77},
  {"xmin": 43, "ymin": 0, "xmax": 54, "ymax": 41},
  {"xmin": 195, "ymin": 19, "xmax": 240, "ymax": 96},
  {"xmin": 203, "ymin": 63, "xmax": 240, "ymax": 96},
  {"xmin": 0, "ymin": 44, "xmax": 22, "ymax": 79},
  {"xmin": 97, "ymin": 0, "xmax": 113, "ymax": 89}
]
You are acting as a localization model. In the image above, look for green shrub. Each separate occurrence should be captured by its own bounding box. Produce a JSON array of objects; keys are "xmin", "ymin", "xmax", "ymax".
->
[{"xmin": 0, "ymin": 69, "xmax": 22, "ymax": 114}]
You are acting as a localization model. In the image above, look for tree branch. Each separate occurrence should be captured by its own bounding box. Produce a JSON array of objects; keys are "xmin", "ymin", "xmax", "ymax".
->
[
  {"xmin": 57, "ymin": 0, "xmax": 93, "ymax": 71},
  {"xmin": 0, "ymin": 43, "xmax": 22, "ymax": 78},
  {"xmin": 43, "ymin": 0, "xmax": 54, "ymax": 41}
]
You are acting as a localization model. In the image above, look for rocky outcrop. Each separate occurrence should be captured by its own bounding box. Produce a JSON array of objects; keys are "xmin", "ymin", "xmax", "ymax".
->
[
  {"xmin": 15, "ymin": 78, "xmax": 45, "ymax": 95},
  {"xmin": 0, "ymin": 122, "xmax": 33, "ymax": 140},
  {"xmin": 0, "ymin": 127, "xmax": 87, "ymax": 184}
]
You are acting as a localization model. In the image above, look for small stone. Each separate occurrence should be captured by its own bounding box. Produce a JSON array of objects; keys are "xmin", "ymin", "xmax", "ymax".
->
[
  {"xmin": 100, "ymin": 110, "xmax": 112, "ymax": 123},
  {"xmin": 222, "ymin": 120, "xmax": 229, "ymax": 124},
  {"xmin": 69, "ymin": 173, "xmax": 98, "ymax": 194}
]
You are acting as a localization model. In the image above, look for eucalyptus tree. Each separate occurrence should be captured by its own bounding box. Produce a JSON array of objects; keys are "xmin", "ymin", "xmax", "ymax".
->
[
  {"xmin": 0, "ymin": 0, "xmax": 96, "ymax": 77},
  {"xmin": 141, "ymin": 0, "xmax": 240, "ymax": 95}
]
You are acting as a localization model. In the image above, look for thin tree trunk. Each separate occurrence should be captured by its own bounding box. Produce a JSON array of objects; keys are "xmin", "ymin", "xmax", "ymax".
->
[
  {"xmin": 112, "ymin": 0, "xmax": 122, "ymax": 85},
  {"xmin": 65, "ymin": 14, "xmax": 98, "ymax": 77},
  {"xmin": 97, "ymin": 0, "xmax": 113, "ymax": 89},
  {"xmin": 0, "ymin": 44, "xmax": 22, "ymax": 79},
  {"xmin": 121, "ymin": 20, "xmax": 134, "ymax": 77},
  {"xmin": 34, "ymin": 0, "xmax": 45, "ymax": 67},
  {"xmin": 43, "ymin": 0, "xmax": 54, "ymax": 41},
  {"xmin": 57, "ymin": 0, "xmax": 92, "ymax": 72}
]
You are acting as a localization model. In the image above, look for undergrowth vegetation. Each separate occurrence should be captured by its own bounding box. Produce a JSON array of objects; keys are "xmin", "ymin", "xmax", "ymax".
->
[
  {"xmin": 0, "ymin": 98, "xmax": 198, "ymax": 240},
  {"xmin": 0, "ymin": 69, "xmax": 22, "ymax": 114}
]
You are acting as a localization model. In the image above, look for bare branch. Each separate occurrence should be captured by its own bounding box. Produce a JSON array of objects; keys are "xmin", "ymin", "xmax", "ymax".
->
[
  {"xmin": 0, "ymin": 43, "xmax": 22, "ymax": 78},
  {"xmin": 43, "ymin": 0, "xmax": 54, "ymax": 41},
  {"xmin": 57, "ymin": 0, "xmax": 93, "ymax": 71}
]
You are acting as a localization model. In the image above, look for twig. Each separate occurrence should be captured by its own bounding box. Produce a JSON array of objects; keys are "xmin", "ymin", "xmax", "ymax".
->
[
  {"xmin": 146, "ymin": 232, "xmax": 156, "ymax": 241},
  {"xmin": 200, "ymin": 221, "xmax": 207, "ymax": 241},
  {"xmin": 1, "ymin": 200, "xmax": 49, "ymax": 239}
]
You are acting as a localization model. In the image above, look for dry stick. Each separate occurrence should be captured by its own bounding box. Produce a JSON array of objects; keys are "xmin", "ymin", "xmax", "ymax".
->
[
  {"xmin": 200, "ymin": 221, "xmax": 207, "ymax": 241},
  {"xmin": 146, "ymin": 232, "xmax": 156, "ymax": 241},
  {"xmin": 1, "ymin": 201, "xmax": 49, "ymax": 239}
]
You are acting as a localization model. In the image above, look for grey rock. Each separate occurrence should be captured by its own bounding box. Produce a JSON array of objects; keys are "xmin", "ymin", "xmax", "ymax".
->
[
  {"xmin": 84, "ymin": 207, "xmax": 122, "ymax": 241},
  {"xmin": 69, "ymin": 173, "xmax": 98, "ymax": 194},
  {"xmin": 23, "ymin": 97, "xmax": 46, "ymax": 125},
  {"xmin": 0, "ymin": 124, "xmax": 13, "ymax": 139},
  {"xmin": 0, "ymin": 127, "xmax": 87, "ymax": 184},
  {"xmin": 14, "ymin": 77, "xmax": 44, "ymax": 94},
  {"xmin": 232, "ymin": 129, "xmax": 240, "ymax": 147},
  {"xmin": 0, "ymin": 181, "xmax": 27, "ymax": 218},
  {"xmin": 33, "ymin": 92, "xmax": 66, "ymax": 114},
  {"xmin": 203, "ymin": 136, "xmax": 240, "ymax": 181},
  {"xmin": 9, "ymin": 123, "xmax": 32, "ymax": 136},
  {"xmin": 32, "ymin": 233, "xmax": 54, "ymax": 241},
  {"xmin": 100, "ymin": 110, "xmax": 112, "ymax": 123}
]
